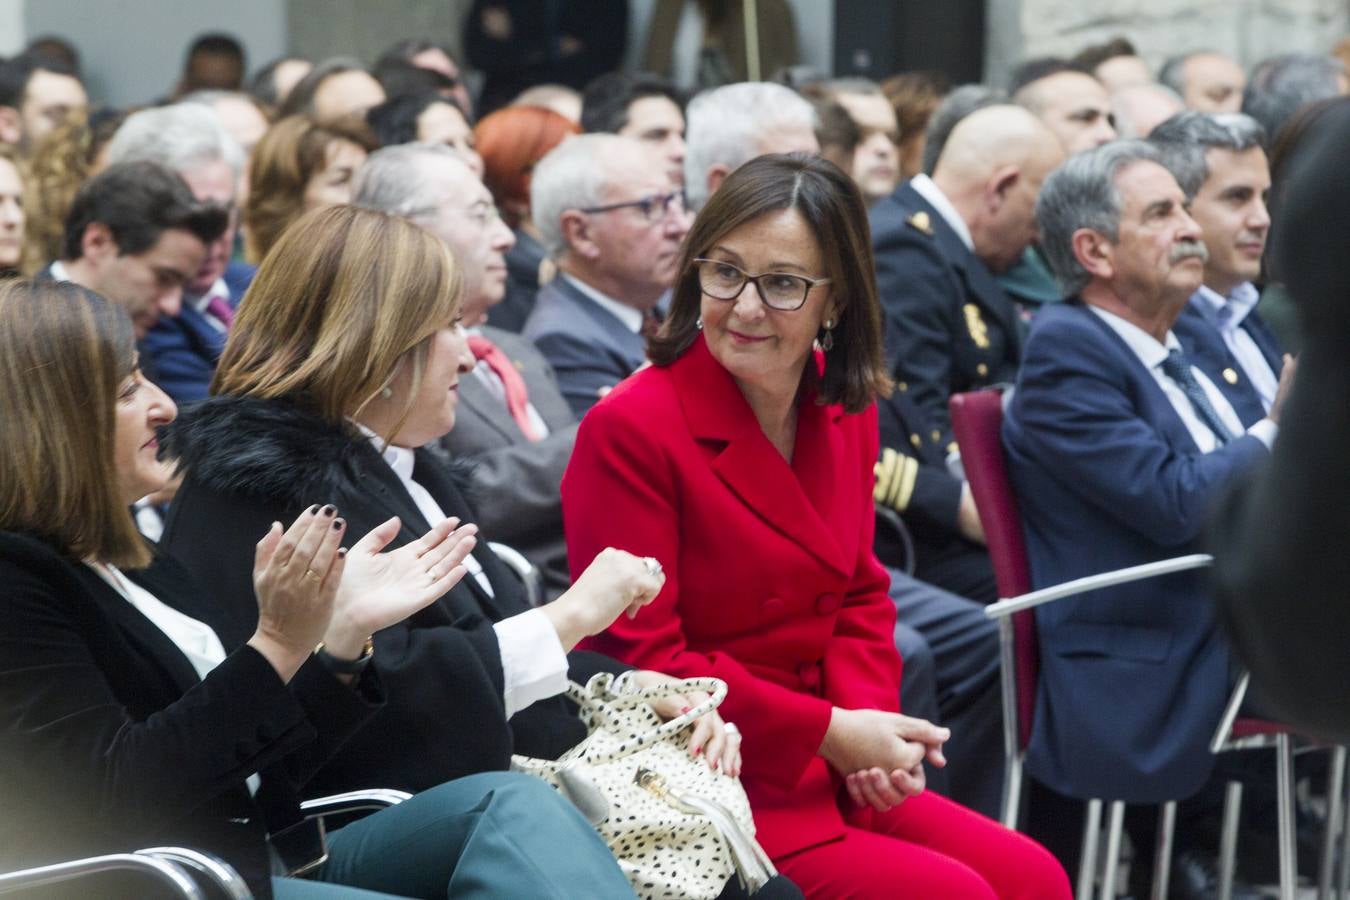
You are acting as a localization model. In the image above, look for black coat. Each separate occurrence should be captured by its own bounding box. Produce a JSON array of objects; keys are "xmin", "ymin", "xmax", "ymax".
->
[
  {"xmin": 0, "ymin": 531, "xmax": 381, "ymax": 899},
  {"xmin": 160, "ymin": 395, "xmax": 621, "ymax": 798}
]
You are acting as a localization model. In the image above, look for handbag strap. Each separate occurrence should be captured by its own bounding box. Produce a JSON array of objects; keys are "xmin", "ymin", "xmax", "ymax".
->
[{"xmin": 565, "ymin": 675, "xmax": 728, "ymax": 766}]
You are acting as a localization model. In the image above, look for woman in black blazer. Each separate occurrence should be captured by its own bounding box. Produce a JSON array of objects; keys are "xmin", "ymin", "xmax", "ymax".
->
[{"xmin": 0, "ymin": 280, "xmax": 643, "ymax": 900}]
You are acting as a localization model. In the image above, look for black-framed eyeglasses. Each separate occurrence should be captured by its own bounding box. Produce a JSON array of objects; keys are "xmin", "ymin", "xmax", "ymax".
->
[
  {"xmin": 691, "ymin": 258, "xmax": 831, "ymax": 311},
  {"xmin": 578, "ymin": 190, "xmax": 685, "ymax": 224}
]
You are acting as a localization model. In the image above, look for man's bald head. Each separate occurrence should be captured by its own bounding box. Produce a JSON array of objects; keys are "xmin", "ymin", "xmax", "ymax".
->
[{"xmin": 932, "ymin": 105, "xmax": 1065, "ymax": 272}]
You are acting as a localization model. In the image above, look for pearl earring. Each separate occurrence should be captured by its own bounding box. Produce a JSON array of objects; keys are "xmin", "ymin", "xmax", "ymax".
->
[
  {"xmin": 696, "ymin": 316, "xmax": 703, "ymax": 330},
  {"xmin": 380, "ymin": 386, "xmax": 393, "ymax": 399}
]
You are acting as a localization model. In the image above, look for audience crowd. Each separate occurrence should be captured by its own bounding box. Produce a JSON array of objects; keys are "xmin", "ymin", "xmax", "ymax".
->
[{"xmin": 0, "ymin": 14, "xmax": 1345, "ymax": 900}]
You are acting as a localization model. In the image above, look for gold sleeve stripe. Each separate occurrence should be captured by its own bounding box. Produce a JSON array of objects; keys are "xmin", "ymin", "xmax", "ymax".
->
[
  {"xmin": 893, "ymin": 456, "xmax": 920, "ymax": 512},
  {"xmin": 876, "ymin": 451, "xmax": 901, "ymax": 504}
]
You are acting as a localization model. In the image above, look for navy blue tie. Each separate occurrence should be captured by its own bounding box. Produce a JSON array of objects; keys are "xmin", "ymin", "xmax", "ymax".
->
[{"xmin": 1159, "ymin": 349, "xmax": 1237, "ymax": 446}]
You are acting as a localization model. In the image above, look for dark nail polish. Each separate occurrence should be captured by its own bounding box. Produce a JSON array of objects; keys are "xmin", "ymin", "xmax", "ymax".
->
[
  {"xmin": 337, "ymin": 548, "xmax": 348, "ymax": 558},
  {"xmin": 321, "ymin": 504, "xmax": 336, "ymax": 517},
  {"xmin": 333, "ymin": 518, "xmax": 345, "ymax": 530},
  {"xmin": 308, "ymin": 504, "xmax": 320, "ymax": 514}
]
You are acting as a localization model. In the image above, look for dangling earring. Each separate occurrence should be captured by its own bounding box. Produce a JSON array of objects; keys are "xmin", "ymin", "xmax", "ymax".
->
[
  {"xmin": 820, "ymin": 319, "xmax": 836, "ymax": 352},
  {"xmin": 695, "ymin": 316, "xmax": 703, "ymax": 330}
]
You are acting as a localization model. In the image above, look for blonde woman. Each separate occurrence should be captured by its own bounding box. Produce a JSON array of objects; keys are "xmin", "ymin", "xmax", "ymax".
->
[{"xmin": 0, "ymin": 279, "xmax": 638, "ymax": 899}]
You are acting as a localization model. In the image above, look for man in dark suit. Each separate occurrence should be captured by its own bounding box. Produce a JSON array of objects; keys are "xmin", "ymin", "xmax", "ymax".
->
[
  {"xmin": 1151, "ymin": 111, "xmax": 1286, "ymax": 428},
  {"xmin": 102, "ymin": 102, "xmax": 254, "ymax": 401},
  {"xmin": 870, "ymin": 104, "xmax": 1062, "ymax": 452},
  {"xmin": 41, "ymin": 161, "xmax": 225, "ymax": 342},
  {"xmin": 355, "ymin": 143, "xmax": 579, "ymax": 599},
  {"xmin": 1005, "ymin": 139, "xmax": 1293, "ymax": 896},
  {"xmin": 523, "ymin": 133, "xmax": 691, "ymax": 417}
]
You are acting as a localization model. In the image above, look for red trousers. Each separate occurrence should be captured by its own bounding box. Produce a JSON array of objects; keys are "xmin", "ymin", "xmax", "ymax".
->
[{"xmin": 774, "ymin": 790, "xmax": 1071, "ymax": 899}]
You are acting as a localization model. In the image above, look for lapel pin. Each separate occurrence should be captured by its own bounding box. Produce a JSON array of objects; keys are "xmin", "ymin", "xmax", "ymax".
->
[
  {"xmin": 1222, "ymin": 367, "xmax": 1239, "ymax": 385},
  {"xmin": 906, "ymin": 211, "xmax": 934, "ymax": 236}
]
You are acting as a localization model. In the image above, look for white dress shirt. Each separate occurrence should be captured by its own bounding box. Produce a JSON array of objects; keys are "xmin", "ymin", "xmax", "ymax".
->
[
  {"xmin": 87, "ymin": 561, "xmax": 262, "ymax": 795},
  {"xmin": 189, "ymin": 278, "xmax": 232, "ymax": 334},
  {"xmin": 909, "ymin": 174, "xmax": 975, "ymax": 252},
  {"xmin": 1090, "ymin": 307, "xmax": 1277, "ymax": 452},
  {"xmin": 359, "ymin": 428, "xmax": 570, "ymax": 718},
  {"xmin": 1194, "ymin": 283, "xmax": 1279, "ymax": 410},
  {"xmin": 562, "ymin": 273, "xmax": 645, "ymax": 333}
]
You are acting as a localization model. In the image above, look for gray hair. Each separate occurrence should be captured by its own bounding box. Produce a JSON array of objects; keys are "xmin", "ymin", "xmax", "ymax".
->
[
  {"xmin": 1036, "ymin": 140, "xmax": 1164, "ymax": 296},
  {"xmin": 1242, "ymin": 53, "xmax": 1345, "ymax": 145},
  {"xmin": 683, "ymin": 81, "xmax": 817, "ymax": 211},
  {"xmin": 922, "ymin": 84, "xmax": 1007, "ymax": 175},
  {"xmin": 352, "ymin": 142, "xmax": 468, "ymax": 221},
  {"xmin": 531, "ymin": 133, "xmax": 633, "ymax": 257},
  {"xmin": 104, "ymin": 102, "xmax": 244, "ymax": 178},
  {"xmin": 1148, "ymin": 111, "xmax": 1266, "ymax": 196},
  {"xmin": 1157, "ymin": 52, "xmax": 1212, "ymax": 96}
]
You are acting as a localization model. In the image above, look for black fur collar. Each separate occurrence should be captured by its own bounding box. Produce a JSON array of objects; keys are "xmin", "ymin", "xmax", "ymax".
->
[{"xmin": 160, "ymin": 395, "xmax": 380, "ymax": 508}]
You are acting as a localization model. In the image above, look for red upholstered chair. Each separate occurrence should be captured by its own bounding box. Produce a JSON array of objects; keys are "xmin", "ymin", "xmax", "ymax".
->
[{"xmin": 948, "ymin": 388, "xmax": 1325, "ymax": 900}]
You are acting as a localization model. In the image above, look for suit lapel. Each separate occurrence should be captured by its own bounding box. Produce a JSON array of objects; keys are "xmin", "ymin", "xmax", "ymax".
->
[
  {"xmin": 556, "ymin": 277, "xmax": 647, "ymax": 368},
  {"xmin": 78, "ymin": 565, "xmax": 203, "ymax": 695},
  {"xmin": 674, "ymin": 337, "xmax": 851, "ymax": 577},
  {"xmin": 1242, "ymin": 310, "xmax": 1284, "ymax": 375},
  {"xmin": 457, "ymin": 372, "xmax": 520, "ymax": 444}
]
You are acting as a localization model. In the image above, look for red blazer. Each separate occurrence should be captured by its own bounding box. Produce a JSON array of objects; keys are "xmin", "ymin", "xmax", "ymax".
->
[{"xmin": 562, "ymin": 334, "xmax": 902, "ymax": 859}]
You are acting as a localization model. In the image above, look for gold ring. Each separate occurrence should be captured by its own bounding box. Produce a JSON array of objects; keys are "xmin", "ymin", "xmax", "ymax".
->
[{"xmin": 304, "ymin": 568, "xmax": 322, "ymax": 582}]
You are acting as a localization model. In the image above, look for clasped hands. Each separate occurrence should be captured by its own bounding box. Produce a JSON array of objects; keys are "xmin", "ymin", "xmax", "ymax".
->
[{"xmin": 820, "ymin": 707, "xmax": 950, "ymax": 813}]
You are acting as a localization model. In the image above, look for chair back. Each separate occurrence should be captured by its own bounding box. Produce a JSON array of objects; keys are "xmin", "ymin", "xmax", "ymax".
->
[{"xmin": 949, "ymin": 388, "xmax": 1037, "ymax": 749}]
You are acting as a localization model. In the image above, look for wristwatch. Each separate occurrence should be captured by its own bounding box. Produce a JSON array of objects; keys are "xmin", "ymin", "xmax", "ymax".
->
[{"xmin": 314, "ymin": 637, "xmax": 374, "ymax": 675}]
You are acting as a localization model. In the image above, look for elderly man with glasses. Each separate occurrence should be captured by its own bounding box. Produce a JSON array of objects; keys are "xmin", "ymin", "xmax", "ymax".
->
[{"xmin": 523, "ymin": 133, "xmax": 691, "ymax": 417}]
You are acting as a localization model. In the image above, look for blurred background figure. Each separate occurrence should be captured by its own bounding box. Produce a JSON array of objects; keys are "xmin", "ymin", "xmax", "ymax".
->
[
  {"xmin": 1159, "ymin": 50, "xmax": 1248, "ymax": 113},
  {"xmin": 882, "ymin": 70, "xmax": 949, "ymax": 181},
  {"xmin": 174, "ymin": 32, "xmax": 245, "ymax": 98}
]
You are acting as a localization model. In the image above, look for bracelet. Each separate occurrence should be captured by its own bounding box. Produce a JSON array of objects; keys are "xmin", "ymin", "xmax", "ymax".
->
[{"xmin": 314, "ymin": 637, "xmax": 374, "ymax": 675}]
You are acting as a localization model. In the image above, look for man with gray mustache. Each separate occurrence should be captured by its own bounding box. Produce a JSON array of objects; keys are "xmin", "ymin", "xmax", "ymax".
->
[{"xmin": 1000, "ymin": 140, "xmax": 1294, "ymax": 892}]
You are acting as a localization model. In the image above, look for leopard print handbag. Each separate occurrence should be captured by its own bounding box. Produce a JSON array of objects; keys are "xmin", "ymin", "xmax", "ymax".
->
[{"xmin": 512, "ymin": 672, "xmax": 777, "ymax": 899}]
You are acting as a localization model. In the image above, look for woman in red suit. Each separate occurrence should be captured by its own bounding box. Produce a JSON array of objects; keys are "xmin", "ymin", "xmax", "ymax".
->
[{"xmin": 562, "ymin": 153, "xmax": 1070, "ymax": 899}]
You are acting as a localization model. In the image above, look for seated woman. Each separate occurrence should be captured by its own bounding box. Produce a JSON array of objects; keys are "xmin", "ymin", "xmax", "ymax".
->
[
  {"xmin": 160, "ymin": 205, "xmax": 792, "ymax": 899},
  {"xmin": 244, "ymin": 115, "xmax": 375, "ymax": 262},
  {"xmin": 0, "ymin": 280, "xmax": 639, "ymax": 900},
  {"xmin": 561, "ymin": 153, "xmax": 1072, "ymax": 899},
  {"xmin": 0, "ymin": 146, "xmax": 26, "ymax": 277}
]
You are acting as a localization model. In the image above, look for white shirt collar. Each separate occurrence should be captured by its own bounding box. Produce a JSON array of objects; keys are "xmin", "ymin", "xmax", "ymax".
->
[
  {"xmin": 908, "ymin": 174, "xmax": 974, "ymax": 252},
  {"xmin": 1088, "ymin": 305, "xmax": 1181, "ymax": 369},
  {"xmin": 354, "ymin": 422, "xmax": 415, "ymax": 478},
  {"xmin": 48, "ymin": 260, "xmax": 72, "ymax": 282},
  {"xmin": 561, "ymin": 273, "xmax": 645, "ymax": 333},
  {"xmin": 189, "ymin": 277, "xmax": 230, "ymax": 315},
  {"xmin": 1195, "ymin": 282, "xmax": 1259, "ymax": 331}
]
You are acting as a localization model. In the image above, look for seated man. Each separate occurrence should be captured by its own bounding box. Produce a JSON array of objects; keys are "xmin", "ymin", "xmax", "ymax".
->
[
  {"xmin": 40, "ymin": 161, "xmax": 226, "ymax": 343},
  {"xmin": 354, "ymin": 143, "xmax": 578, "ymax": 600},
  {"xmin": 1159, "ymin": 50, "xmax": 1247, "ymax": 113},
  {"xmin": 105, "ymin": 103, "xmax": 253, "ymax": 401},
  {"xmin": 581, "ymin": 71, "xmax": 686, "ymax": 187},
  {"xmin": 0, "ymin": 50, "xmax": 87, "ymax": 154},
  {"xmin": 1005, "ymin": 140, "xmax": 1293, "ymax": 895},
  {"xmin": 522, "ymin": 134, "xmax": 690, "ymax": 417},
  {"xmin": 811, "ymin": 78, "xmax": 902, "ymax": 208},
  {"xmin": 1151, "ymin": 111, "xmax": 1284, "ymax": 426},
  {"xmin": 870, "ymin": 104, "xmax": 1062, "ymax": 450}
]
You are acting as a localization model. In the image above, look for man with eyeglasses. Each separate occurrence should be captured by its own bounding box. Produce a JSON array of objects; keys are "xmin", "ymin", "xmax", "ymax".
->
[
  {"xmin": 102, "ymin": 102, "xmax": 247, "ymax": 404},
  {"xmin": 523, "ymin": 133, "xmax": 691, "ymax": 417},
  {"xmin": 354, "ymin": 143, "xmax": 580, "ymax": 600}
]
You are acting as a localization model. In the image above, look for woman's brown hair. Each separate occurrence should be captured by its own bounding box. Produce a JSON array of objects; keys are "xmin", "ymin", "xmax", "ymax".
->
[
  {"xmin": 649, "ymin": 152, "xmax": 891, "ymax": 413},
  {"xmin": 213, "ymin": 204, "xmax": 462, "ymax": 440},
  {"xmin": 0, "ymin": 280, "xmax": 150, "ymax": 567},
  {"xmin": 243, "ymin": 114, "xmax": 376, "ymax": 262}
]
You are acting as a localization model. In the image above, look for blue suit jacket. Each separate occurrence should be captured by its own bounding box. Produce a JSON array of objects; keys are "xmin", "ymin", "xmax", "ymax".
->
[
  {"xmin": 870, "ymin": 179, "xmax": 1021, "ymax": 450},
  {"xmin": 1003, "ymin": 301, "xmax": 1269, "ymax": 803},
  {"xmin": 521, "ymin": 274, "xmax": 647, "ymax": 418},
  {"xmin": 1173, "ymin": 294, "xmax": 1284, "ymax": 428},
  {"xmin": 140, "ymin": 261, "xmax": 256, "ymax": 403}
]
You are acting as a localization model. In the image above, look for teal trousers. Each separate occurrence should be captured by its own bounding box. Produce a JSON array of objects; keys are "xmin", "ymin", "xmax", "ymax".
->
[{"xmin": 274, "ymin": 772, "xmax": 635, "ymax": 899}]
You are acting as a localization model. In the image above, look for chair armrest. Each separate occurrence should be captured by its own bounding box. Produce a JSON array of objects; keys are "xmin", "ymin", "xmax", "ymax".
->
[
  {"xmin": 300, "ymin": 788, "xmax": 412, "ymax": 820},
  {"xmin": 984, "ymin": 554, "xmax": 1213, "ymax": 619},
  {"xmin": 0, "ymin": 851, "xmax": 217, "ymax": 899},
  {"xmin": 488, "ymin": 541, "xmax": 543, "ymax": 608},
  {"xmin": 137, "ymin": 848, "xmax": 253, "ymax": 900},
  {"xmin": 874, "ymin": 505, "xmax": 917, "ymax": 576}
]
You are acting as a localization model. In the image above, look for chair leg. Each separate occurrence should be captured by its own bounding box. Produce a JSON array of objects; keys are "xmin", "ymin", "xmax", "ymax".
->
[
  {"xmin": 1340, "ymin": 776, "xmax": 1350, "ymax": 900},
  {"xmin": 997, "ymin": 616, "xmax": 1022, "ymax": 831},
  {"xmin": 1150, "ymin": 800, "xmax": 1176, "ymax": 900},
  {"xmin": 1319, "ymin": 746, "xmax": 1346, "ymax": 900},
  {"xmin": 1101, "ymin": 800, "xmax": 1126, "ymax": 900},
  {"xmin": 1277, "ymin": 733, "xmax": 1298, "ymax": 900},
  {"xmin": 1078, "ymin": 799, "xmax": 1103, "ymax": 900},
  {"xmin": 1218, "ymin": 780, "xmax": 1244, "ymax": 900},
  {"xmin": 1002, "ymin": 753, "xmax": 1023, "ymax": 831}
]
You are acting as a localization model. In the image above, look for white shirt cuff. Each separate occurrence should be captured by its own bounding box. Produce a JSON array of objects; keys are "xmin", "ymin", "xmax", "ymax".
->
[
  {"xmin": 1247, "ymin": 419, "xmax": 1279, "ymax": 450},
  {"xmin": 493, "ymin": 608, "xmax": 570, "ymax": 718}
]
